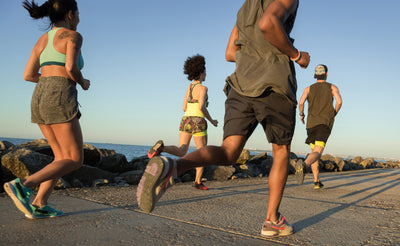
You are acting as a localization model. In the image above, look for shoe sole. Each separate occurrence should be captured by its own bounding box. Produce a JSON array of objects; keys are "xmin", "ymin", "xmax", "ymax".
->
[
  {"xmin": 25, "ymin": 213, "xmax": 64, "ymax": 219},
  {"xmin": 261, "ymin": 229, "xmax": 294, "ymax": 238},
  {"xmin": 137, "ymin": 156, "xmax": 165, "ymax": 213},
  {"xmin": 3, "ymin": 182, "xmax": 32, "ymax": 216},
  {"xmin": 261, "ymin": 224, "xmax": 294, "ymax": 238},
  {"xmin": 295, "ymin": 160, "xmax": 305, "ymax": 185},
  {"xmin": 147, "ymin": 141, "xmax": 163, "ymax": 159}
]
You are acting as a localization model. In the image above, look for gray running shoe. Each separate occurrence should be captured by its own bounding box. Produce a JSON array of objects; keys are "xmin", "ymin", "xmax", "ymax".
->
[
  {"xmin": 137, "ymin": 156, "xmax": 175, "ymax": 213},
  {"xmin": 261, "ymin": 213, "xmax": 294, "ymax": 238},
  {"xmin": 295, "ymin": 159, "xmax": 306, "ymax": 185}
]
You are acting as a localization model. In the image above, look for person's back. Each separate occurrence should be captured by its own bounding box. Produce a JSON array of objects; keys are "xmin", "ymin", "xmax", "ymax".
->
[
  {"xmin": 226, "ymin": 0, "xmax": 298, "ymax": 102},
  {"xmin": 307, "ymin": 82, "xmax": 336, "ymax": 130}
]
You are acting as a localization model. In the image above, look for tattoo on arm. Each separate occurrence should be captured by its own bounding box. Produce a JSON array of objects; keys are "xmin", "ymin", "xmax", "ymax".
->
[{"xmin": 70, "ymin": 32, "xmax": 83, "ymax": 48}]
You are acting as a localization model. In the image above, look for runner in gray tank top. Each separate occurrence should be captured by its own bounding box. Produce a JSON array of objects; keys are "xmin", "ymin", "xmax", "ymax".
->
[
  {"xmin": 296, "ymin": 64, "xmax": 343, "ymax": 189},
  {"xmin": 136, "ymin": 0, "xmax": 311, "ymax": 238}
]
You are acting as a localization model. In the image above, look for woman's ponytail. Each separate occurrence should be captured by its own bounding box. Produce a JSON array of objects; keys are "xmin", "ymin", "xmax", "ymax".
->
[{"xmin": 22, "ymin": 0, "xmax": 51, "ymax": 19}]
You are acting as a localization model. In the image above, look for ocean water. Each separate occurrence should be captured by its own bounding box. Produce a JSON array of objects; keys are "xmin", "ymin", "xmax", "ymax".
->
[{"xmin": 1, "ymin": 137, "xmax": 271, "ymax": 162}]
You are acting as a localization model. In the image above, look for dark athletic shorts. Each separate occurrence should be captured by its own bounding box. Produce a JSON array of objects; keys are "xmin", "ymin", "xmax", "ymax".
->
[
  {"xmin": 223, "ymin": 88, "xmax": 296, "ymax": 145},
  {"xmin": 305, "ymin": 124, "xmax": 331, "ymax": 145},
  {"xmin": 31, "ymin": 76, "xmax": 81, "ymax": 125}
]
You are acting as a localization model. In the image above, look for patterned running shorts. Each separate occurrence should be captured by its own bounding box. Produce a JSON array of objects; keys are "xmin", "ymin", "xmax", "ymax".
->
[
  {"xmin": 179, "ymin": 116, "xmax": 207, "ymax": 136},
  {"xmin": 31, "ymin": 76, "xmax": 81, "ymax": 125}
]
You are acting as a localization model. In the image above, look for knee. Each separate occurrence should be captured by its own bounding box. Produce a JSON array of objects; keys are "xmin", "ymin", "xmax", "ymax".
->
[
  {"xmin": 71, "ymin": 158, "xmax": 83, "ymax": 170},
  {"xmin": 221, "ymin": 146, "xmax": 242, "ymax": 165}
]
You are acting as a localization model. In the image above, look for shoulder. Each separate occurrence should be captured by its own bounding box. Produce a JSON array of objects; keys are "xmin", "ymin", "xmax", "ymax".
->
[
  {"xmin": 58, "ymin": 29, "xmax": 83, "ymax": 46},
  {"xmin": 198, "ymin": 84, "xmax": 208, "ymax": 92}
]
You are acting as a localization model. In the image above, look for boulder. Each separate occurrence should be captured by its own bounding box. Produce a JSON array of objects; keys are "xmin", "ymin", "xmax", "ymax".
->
[
  {"xmin": 1, "ymin": 147, "xmax": 53, "ymax": 182},
  {"xmin": 98, "ymin": 153, "xmax": 130, "ymax": 173},
  {"xmin": 360, "ymin": 158, "xmax": 375, "ymax": 169},
  {"xmin": 119, "ymin": 170, "xmax": 144, "ymax": 185},
  {"xmin": 203, "ymin": 165, "xmax": 235, "ymax": 181},
  {"xmin": 0, "ymin": 141, "xmax": 14, "ymax": 151},
  {"xmin": 62, "ymin": 165, "xmax": 116, "ymax": 187},
  {"xmin": 236, "ymin": 149, "xmax": 250, "ymax": 165}
]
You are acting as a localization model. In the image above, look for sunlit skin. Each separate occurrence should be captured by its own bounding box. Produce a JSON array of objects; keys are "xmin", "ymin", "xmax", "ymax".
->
[
  {"xmin": 174, "ymin": 0, "xmax": 310, "ymax": 224},
  {"xmin": 21, "ymin": 6, "xmax": 90, "ymax": 208}
]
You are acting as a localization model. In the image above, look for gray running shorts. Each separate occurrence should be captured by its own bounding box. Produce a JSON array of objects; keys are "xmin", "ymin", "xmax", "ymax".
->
[
  {"xmin": 223, "ymin": 88, "xmax": 296, "ymax": 145},
  {"xmin": 31, "ymin": 76, "xmax": 81, "ymax": 125}
]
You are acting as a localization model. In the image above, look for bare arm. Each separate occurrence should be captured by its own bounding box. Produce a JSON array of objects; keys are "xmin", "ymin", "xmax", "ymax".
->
[
  {"xmin": 65, "ymin": 31, "xmax": 90, "ymax": 90},
  {"xmin": 198, "ymin": 86, "xmax": 218, "ymax": 127},
  {"xmin": 298, "ymin": 87, "xmax": 309, "ymax": 124},
  {"xmin": 225, "ymin": 25, "xmax": 239, "ymax": 62},
  {"xmin": 23, "ymin": 37, "xmax": 43, "ymax": 82},
  {"xmin": 331, "ymin": 84, "xmax": 342, "ymax": 115},
  {"xmin": 182, "ymin": 85, "xmax": 190, "ymax": 112},
  {"xmin": 258, "ymin": 0, "xmax": 310, "ymax": 68}
]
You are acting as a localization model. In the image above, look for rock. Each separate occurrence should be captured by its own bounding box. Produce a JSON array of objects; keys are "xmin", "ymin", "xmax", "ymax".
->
[
  {"xmin": 351, "ymin": 156, "xmax": 363, "ymax": 164},
  {"xmin": 236, "ymin": 149, "xmax": 250, "ymax": 165},
  {"xmin": 360, "ymin": 158, "xmax": 375, "ymax": 169},
  {"xmin": 321, "ymin": 154, "xmax": 336, "ymax": 162},
  {"xmin": 128, "ymin": 156, "xmax": 149, "ymax": 171},
  {"xmin": 98, "ymin": 153, "xmax": 129, "ymax": 173},
  {"xmin": 290, "ymin": 152, "xmax": 298, "ymax": 160},
  {"xmin": 62, "ymin": 165, "xmax": 116, "ymax": 187},
  {"xmin": 248, "ymin": 152, "xmax": 269, "ymax": 164},
  {"xmin": 211, "ymin": 166, "xmax": 236, "ymax": 181},
  {"xmin": 119, "ymin": 170, "xmax": 143, "ymax": 185},
  {"xmin": 1, "ymin": 147, "xmax": 53, "ymax": 182},
  {"xmin": 0, "ymin": 141, "xmax": 14, "ymax": 151},
  {"xmin": 93, "ymin": 179, "xmax": 110, "ymax": 187}
]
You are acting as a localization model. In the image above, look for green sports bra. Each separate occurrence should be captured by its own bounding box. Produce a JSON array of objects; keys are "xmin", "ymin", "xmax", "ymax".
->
[{"xmin": 39, "ymin": 27, "xmax": 84, "ymax": 69}]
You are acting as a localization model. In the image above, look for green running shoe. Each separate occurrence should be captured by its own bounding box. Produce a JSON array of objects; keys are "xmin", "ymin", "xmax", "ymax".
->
[
  {"xmin": 26, "ymin": 204, "xmax": 63, "ymax": 219},
  {"xmin": 314, "ymin": 181, "xmax": 324, "ymax": 190},
  {"xmin": 3, "ymin": 178, "xmax": 33, "ymax": 216}
]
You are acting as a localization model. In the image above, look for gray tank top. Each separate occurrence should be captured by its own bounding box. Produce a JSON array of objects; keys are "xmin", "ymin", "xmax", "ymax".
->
[
  {"xmin": 306, "ymin": 82, "xmax": 336, "ymax": 129},
  {"xmin": 226, "ymin": 0, "xmax": 298, "ymax": 104}
]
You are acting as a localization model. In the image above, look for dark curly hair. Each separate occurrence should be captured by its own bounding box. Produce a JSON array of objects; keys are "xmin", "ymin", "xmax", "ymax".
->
[{"xmin": 183, "ymin": 54, "xmax": 205, "ymax": 81}]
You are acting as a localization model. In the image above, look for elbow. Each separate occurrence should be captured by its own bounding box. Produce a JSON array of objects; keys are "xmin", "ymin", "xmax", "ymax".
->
[
  {"xmin": 258, "ymin": 16, "xmax": 274, "ymax": 34},
  {"xmin": 65, "ymin": 63, "xmax": 74, "ymax": 75},
  {"xmin": 23, "ymin": 73, "xmax": 37, "ymax": 82},
  {"xmin": 225, "ymin": 52, "xmax": 235, "ymax": 62}
]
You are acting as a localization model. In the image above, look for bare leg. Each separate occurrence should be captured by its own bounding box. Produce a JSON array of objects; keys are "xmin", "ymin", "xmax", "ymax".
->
[
  {"xmin": 192, "ymin": 135, "xmax": 207, "ymax": 184},
  {"xmin": 176, "ymin": 135, "xmax": 247, "ymax": 176},
  {"xmin": 308, "ymin": 145, "xmax": 325, "ymax": 182},
  {"xmin": 22, "ymin": 118, "xmax": 84, "ymax": 207},
  {"xmin": 163, "ymin": 132, "xmax": 192, "ymax": 157},
  {"xmin": 266, "ymin": 144, "xmax": 290, "ymax": 223}
]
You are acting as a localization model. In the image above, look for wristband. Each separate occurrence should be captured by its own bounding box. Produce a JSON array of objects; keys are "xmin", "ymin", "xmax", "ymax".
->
[
  {"xmin": 300, "ymin": 113, "xmax": 305, "ymax": 117},
  {"xmin": 290, "ymin": 49, "xmax": 301, "ymax": 62}
]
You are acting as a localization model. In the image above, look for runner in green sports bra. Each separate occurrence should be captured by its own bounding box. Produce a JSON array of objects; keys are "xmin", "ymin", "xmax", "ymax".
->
[
  {"xmin": 40, "ymin": 27, "xmax": 84, "ymax": 69},
  {"xmin": 4, "ymin": 0, "xmax": 90, "ymax": 220},
  {"xmin": 147, "ymin": 55, "xmax": 218, "ymax": 190}
]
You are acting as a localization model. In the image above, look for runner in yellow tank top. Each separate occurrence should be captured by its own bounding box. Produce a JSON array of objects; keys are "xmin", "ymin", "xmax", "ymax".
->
[{"xmin": 147, "ymin": 55, "xmax": 218, "ymax": 190}]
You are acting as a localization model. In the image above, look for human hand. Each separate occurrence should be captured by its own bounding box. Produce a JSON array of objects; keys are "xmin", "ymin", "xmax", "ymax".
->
[
  {"xmin": 300, "ymin": 115, "xmax": 305, "ymax": 124},
  {"xmin": 296, "ymin": 51, "xmax": 310, "ymax": 69},
  {"xmin": 211, "ymin": 119, "xmax": 218, "ymax": 127},
  {"xmin": 81, "ymin": 79, "xmax": 90, "ymax": 90}
]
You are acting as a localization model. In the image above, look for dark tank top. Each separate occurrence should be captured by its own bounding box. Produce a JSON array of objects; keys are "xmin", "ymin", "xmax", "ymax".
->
[{"xmin": 306, "ymin": 82, "xmax": 335, "ymax": 130}]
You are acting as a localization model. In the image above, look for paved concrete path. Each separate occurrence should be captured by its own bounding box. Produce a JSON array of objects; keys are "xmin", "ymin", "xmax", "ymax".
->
[{"xmin": 1, "ymin": 169, "xmax": 399, "ymax": 245}]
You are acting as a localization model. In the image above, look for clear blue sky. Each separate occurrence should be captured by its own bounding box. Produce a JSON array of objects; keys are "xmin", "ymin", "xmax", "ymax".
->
[{"xmin": 1, "ymin": 1, "xmax": 399, "ymax": 160}]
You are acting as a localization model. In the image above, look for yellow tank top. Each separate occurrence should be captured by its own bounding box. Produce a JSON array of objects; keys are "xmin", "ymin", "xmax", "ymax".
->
[{"xmin": 183, "ymin": 82, "xmax": 206, "ymax": 117}]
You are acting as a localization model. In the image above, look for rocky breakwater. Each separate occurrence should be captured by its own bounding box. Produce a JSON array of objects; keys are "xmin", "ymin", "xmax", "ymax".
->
[{"xmin": 1, "ymin": 139, "xmax": 399, "ymax": 192}]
